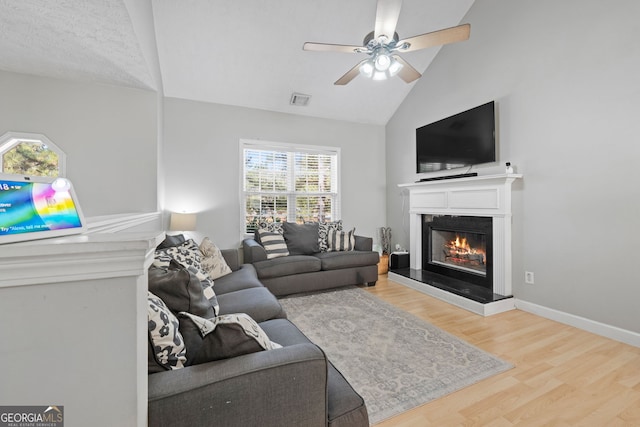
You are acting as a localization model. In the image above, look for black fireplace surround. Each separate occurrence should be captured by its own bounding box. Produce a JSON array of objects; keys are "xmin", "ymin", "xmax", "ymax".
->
[{"xmin": 422, "ymin": 215, "xmax": 493, "ymax": 289}]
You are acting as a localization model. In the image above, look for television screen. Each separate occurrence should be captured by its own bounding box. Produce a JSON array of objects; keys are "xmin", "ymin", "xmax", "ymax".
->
[{"xmin": 416, "ymin": 101, "xmax": 495, "ymax": 173}]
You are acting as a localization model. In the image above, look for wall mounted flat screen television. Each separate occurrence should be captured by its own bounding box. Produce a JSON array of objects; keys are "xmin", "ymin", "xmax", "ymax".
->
[{"xmin": 416, "ymin": 101, "xmax": 496, "ymax": 173}]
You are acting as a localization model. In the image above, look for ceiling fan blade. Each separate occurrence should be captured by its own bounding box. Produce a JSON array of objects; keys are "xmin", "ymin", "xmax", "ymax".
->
[
  {"xmin": 392, "ymin": 55, "xmax": 421, "ymax": 83},
  {"xmin": 303, "ymin": 42, "xmax": 362, "ymax": 53},
  {"xmin": 397, "ymin": 23, "xmax": 470, "ymax": 52},
  {"xmin": 374, "ymin": 0, "xmax": 403, "ymax": 40},
  {"xmin": 334, "ymin": 60, "xmax": 367, "ymax": 85}
]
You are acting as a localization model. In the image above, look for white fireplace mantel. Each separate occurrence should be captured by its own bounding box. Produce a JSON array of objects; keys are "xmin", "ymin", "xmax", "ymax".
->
[{"xmin": 395, "ymin": 174, "xmax": 522, "ymax": 315}]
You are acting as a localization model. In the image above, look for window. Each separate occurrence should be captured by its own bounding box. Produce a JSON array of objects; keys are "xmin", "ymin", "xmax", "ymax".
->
[
  {"xmin": 241, "ymin": 140, "xmax": 340, "ymax": 234},
  {"xmin": 0, "ymin": 132, "xmax": 66, "ymax": 177}
]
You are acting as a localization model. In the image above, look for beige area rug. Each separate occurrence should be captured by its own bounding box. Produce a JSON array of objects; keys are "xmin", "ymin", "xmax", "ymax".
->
[{"xmin": 279, "ymin": 287, "xmax": 512, "ymax": 424}]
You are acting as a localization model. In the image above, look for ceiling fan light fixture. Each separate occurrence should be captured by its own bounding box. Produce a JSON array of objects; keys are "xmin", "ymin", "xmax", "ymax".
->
[
  {"xmin": 388, "ymin": 58, "xmax": 403, "ymax": 76},
  {"xmin": 360, "ymin": 54, "xmax": 403, "ymax": 81},
  {"xmin": 359, "ymin": 61, "xmax": 374, "ymax": 78},
  {"xmin": 374, "ymin": 53, "xmax": 391, "ymax": 71},
  {"xmin": 303, "ymin": 0, "xmax": 471, "ymax": 86}
]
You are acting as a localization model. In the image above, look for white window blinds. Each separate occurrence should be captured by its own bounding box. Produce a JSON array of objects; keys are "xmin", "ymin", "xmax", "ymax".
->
[{"xmin": 241, "ymin": 140, "xmax": 340, "ymax": 233}]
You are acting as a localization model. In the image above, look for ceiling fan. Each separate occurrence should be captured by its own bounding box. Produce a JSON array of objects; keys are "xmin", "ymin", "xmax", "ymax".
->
[{"xmin": 303, "ymin": 0, "xmax": 470, "ymax": 85}]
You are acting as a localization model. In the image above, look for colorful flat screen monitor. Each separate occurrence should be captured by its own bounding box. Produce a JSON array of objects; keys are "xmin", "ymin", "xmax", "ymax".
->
[{"xmin": 0, "ymin": 174, "xmax": 86, "ymax": 244}]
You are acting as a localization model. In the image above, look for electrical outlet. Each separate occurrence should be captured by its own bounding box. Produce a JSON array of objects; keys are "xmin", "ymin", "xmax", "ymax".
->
[{"xmin": 525, "ymin": 271, "xmax": 535, "ymax": 284}]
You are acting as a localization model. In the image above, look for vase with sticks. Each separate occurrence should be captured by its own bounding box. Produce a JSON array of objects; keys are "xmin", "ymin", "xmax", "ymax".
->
[{"xmin": 378, "ymin": 227, "xmax": 391, "ymax": 274}]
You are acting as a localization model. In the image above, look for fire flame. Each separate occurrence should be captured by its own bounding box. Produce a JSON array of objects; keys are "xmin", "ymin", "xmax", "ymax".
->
[
  {"xmin": 447, "ymin": 235, "xmax": 486, "ymax": 264},
  {"xmin": 453, "ymin": 236, "xmax": 470, "ymax": 251}
]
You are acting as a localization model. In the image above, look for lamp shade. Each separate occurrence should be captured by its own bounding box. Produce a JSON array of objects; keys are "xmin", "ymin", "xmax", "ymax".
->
[{"xmin": 169, "ymin": 213, "xmax": 197, "ymax": 231}]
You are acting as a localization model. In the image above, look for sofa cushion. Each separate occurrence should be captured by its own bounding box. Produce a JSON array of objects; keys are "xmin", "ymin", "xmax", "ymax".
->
[
  {"xmin": 318, "ymin": 220, "xmax": 343, "ymax": 252},
  {"xmin": 216, "ymin": 287, "xmax": 286, "ymax": 322},
  {"xmin": 314, "ymin": 251, "xmax": 380, "ymax": 271},
  {"xmin": 259, "ymin": 319, "xmax": 369, "ymax": 427},
  {"xmin": 148, "ymin": 262, "xmax": 217, "ymax": 319},
  {"xmin": 327, "ymin": 228, "xmax": 355, "ymax": 252},
  {"xmin": 199, "ymin": 237, "xmax": 232, "ymax": 279},
  {"xmin": 147, "ymin": 291, "xmax": 187, "ymax": 373},
  {"xmin": 214, "ymin": 264, "xmax": 263, "ymax": 295},
  {"xmin": 257, "ymin": 229, "xmax": 289, "ymax": 259},
  {"xmin": 253, "ymin": 255, "xmax": 322, "ymax": 279},
  {"xmin": 179, "ymin": 312, "xmax": 281, "ymax": 365},
  {"xmin": 283, "ymin": 222, "xmax": 320, "ymax": 255}
]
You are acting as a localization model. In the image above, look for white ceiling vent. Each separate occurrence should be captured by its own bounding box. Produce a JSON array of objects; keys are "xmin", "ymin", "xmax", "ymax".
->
[{"xmin": 290, "ymin": 92, "xmax": 311, "ymax": 106}]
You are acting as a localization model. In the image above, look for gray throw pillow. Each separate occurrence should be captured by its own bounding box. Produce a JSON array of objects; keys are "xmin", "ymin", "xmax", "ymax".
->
[
  {"xmin": 148, "ymin": 261, "xmax": 216, "ymax": 319},
  {"xmin": 283, "ymin": 222, "xmax": 320, "ymax": 255},
  {"xmin": 154, "ymin": 239, "xmax": 219, "ymax": 316},
  {"xmin": 179, "ymin": 312, "xmax": 281, "ymax": 365},
  {"xmin": 157, "ymin": 233, "xmax": 186, "ymax": 249}
]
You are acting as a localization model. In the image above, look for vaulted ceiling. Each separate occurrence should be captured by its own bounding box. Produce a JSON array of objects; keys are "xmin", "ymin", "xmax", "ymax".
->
[{"xmin": 0, "ymin": 0, "xmax": 474, "ymax": 125}]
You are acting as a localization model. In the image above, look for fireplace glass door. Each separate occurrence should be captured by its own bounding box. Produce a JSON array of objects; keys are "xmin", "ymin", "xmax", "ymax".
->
[
  {"xmin": 422, "ymin": 215, "xmax": 493, "ymax": 289},
  {"xmin": 431, "ymin": 230, "xmax": 487, "ymax": 276}
]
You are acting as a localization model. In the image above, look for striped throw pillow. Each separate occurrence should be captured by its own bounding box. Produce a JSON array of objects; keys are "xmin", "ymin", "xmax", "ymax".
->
[
  {"xmin": 258, "ymin": 229, "xmax": 289, "ymax": 259},
  {"xmin": 327, "ymin": 228, "xmax": 355, "ymax": 252}
]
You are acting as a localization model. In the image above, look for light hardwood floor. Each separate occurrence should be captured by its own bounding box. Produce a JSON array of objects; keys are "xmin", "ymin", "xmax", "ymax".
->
[{"xmin": 363, "ymin": 275, "xmax": 640, "ymax": 426}]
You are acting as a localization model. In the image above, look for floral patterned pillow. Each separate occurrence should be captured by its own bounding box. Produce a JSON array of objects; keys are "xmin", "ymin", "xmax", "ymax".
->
[
  {"xmin": 147, "ymin": 291, "xmax": 186, "ymax": 372},
  {"xmin": 199, "ymin": 237, "xmax": 232, "ymax": 280},
  {"xmin": 318, "ymin": 220, "xmax": 343, "ymax": 252},
  {"xmin": 257, "ymin": 219, "xmax": 284, "ymax": 234}
]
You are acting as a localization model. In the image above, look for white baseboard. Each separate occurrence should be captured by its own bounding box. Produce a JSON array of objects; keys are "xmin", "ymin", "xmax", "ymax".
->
[
  {"xmin": 387, "ymin": 272, "xmax": 640, "ymax": 348},
  {"xmin": 515, "ymin": 299, "xmax": 640, "ymax": 348}
]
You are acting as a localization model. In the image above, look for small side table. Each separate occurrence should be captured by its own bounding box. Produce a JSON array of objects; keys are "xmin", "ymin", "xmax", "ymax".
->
[{"xmin": 390, "ymin": 252, "xmax": 410, "ymax": 270}]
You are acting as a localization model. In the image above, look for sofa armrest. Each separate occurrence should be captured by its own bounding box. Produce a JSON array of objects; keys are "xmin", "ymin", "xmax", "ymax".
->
[
  {"xmin": 354, "ymin": 235, "xmax": 373, "ymax": 251},
  {"xmin": 148, "ymin": 343, "xmax": 328, "ymax": 427},
  {"xmin": 243, "ymin": 238, "xmax": 268, "ymax": 263},
  {"xmin": 221, "ymin": 248, "xmax": 241, "ymax": 271}
]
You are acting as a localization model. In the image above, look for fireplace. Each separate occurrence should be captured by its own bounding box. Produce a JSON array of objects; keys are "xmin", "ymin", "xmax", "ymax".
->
[
  {"xmin": 390, "ymin": 174, "xmax": 521, "ymax": 316},
  {"xmin": 422, "ymin": 215, "xmax": 493, "ymax": 289}
]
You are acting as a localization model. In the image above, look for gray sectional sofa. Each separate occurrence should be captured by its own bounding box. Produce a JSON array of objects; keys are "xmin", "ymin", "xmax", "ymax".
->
[
  {"xmin": 147, "ymin": 240, "xmax": 370, "ymax": 427},
  {"xmin": 242, "ymin": 223, "xmax": 380, "ymax": 296}
]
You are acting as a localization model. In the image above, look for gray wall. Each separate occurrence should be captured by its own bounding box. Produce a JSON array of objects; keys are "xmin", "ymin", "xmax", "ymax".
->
[
  {"xmin": 163, "ymin": 97, "xmax": 386, "ymax": 249},
  {"xmin": 0, "ymin": 70, "xmax": 158, "ymax": 216},
  {"xmin": 386, "ymin": 0, "xmax": 640, "ymax": 332}
]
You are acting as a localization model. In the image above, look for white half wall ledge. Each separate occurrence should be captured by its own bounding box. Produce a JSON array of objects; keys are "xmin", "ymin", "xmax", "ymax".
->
[
  {"xmin": 0, "ymin": 217, "xmax": 164, "ymax": 426},
  {"xmin": 515, "ymin": 299, "xmax": 640, "ymax": 349},
  {"xmin": 85, "ymin": 211, "xmax": 162, "ymax": 234}
]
